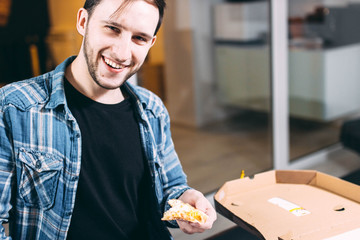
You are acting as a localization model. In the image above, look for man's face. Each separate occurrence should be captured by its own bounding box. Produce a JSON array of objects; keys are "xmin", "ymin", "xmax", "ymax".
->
[{"xmin": 80, "ymin": 0, "xmax": 158, "ymax": 90}]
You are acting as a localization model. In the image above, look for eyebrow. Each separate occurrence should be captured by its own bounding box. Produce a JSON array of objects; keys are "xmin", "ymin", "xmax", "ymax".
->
[{"xmin": 103, "ymin": 20, "xmax": 154, "ymax": 40}]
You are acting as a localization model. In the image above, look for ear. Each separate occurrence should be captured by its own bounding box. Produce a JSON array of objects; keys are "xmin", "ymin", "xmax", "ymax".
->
[
  {"xmin": 150, "ymin": 36, "xmax": 157, "ymax": 47},
  {"xmin": 76, "ymin": 8, "xmax": 88, "ymax": 37}
]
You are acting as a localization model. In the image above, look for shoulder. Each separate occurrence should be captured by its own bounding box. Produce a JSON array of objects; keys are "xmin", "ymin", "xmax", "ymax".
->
[
  {"xmin": 126, "ymin": 83, "xmax": 168, "ymax": 119},
  {"xmin": 0, "ymin": 73, "xmax": 51, "ymax": 111},
  {"xmin": 0, "ymin": 56, "xmax": 74, "ymax": 112}
]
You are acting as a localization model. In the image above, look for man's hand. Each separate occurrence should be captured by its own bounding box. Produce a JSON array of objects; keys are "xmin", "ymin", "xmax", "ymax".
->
[{"xmin": 177, "ymin": 189, "xmax": 217, "ymax": 234}]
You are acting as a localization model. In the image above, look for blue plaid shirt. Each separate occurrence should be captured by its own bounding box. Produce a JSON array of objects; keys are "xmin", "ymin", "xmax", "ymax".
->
[{"xmin": 0, "ymin": 57, "xmax": 190, "ymax": 239}]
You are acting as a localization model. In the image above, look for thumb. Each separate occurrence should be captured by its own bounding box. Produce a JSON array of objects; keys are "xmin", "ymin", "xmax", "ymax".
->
[{"xmin": 195, "ymin": 199, "xmax": 209, "ymax": 213}]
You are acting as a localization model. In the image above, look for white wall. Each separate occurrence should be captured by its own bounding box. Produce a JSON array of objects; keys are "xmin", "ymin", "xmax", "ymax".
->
[
  {"xmin": 190, "ymin": 0, "xmax": 228, "ymax": 126},
  {"xmin": 164, "ymin": 0, "xmax": 227, "ymax": 127}
]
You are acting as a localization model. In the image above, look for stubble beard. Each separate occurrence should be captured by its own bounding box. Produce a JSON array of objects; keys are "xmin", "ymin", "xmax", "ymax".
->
[{"xmin": 83, "ymin": 30, "xmax": 137, "ymax": 90}]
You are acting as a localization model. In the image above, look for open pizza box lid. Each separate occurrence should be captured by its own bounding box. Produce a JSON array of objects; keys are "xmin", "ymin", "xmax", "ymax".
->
[{"xmin": 214, "ymin": 170, "xmax": 360, "ymax": 240}]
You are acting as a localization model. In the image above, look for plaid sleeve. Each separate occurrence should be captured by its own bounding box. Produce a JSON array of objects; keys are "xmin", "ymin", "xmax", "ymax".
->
[
  {"xmin": 157, "ymin": 106, "xmax": 192, "ymax": 227},
  {"xmin": 0, "ymin": 89, "xmax": 15, "ymax": 239}
]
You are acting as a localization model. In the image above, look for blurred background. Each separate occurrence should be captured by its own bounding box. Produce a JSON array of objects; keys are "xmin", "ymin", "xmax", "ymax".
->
[{"xmin": 1, "ymin": 0, "xmax": 360, "ymax": 196}]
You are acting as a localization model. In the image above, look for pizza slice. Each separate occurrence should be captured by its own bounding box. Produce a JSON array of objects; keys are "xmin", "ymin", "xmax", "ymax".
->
[{"xmin": 161, "ymin": 199, "xmax": 208, "ymax": 224}]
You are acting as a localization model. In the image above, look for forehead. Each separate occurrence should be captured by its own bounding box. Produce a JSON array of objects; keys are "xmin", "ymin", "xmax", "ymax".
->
[
  {"xmin": 91, "ymin": 0, "xmax": 159, "ymax": 29},
  {"xmin": 89, "ymin": 0, "xmax": 159, "ymax": 35},
  {"xmin": 93, "ymin": 0, "xmax": 158, "ymax": 19}
]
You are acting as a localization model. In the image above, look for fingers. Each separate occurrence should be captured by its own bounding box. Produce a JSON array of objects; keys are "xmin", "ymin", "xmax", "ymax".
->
[
  {"xmin": 177, "ymin": 220, "xmax": 206, "ymax": 234},
  {"xmin": 204, "ymin": 205, "xmax": 217, "ymax": 229},
  {"xmin": 177, "ymin": 189, "xmax": 218, "ymax": 234},
  {"xmin": 176, "ymin": 209, "xmax": 218, "ymax": 234},
  {"xmin": 194, "ymin": 198, "xmax": 217, "ymax": 229}
]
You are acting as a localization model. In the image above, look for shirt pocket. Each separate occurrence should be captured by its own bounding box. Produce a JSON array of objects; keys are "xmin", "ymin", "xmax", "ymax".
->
[{"xmin": 17, "ymin": 148, "xmax": 63, "ymax": 210}]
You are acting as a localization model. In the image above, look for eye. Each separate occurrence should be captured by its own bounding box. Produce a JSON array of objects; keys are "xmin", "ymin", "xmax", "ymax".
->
[
  {"xmin": 106, "ymin": 25, "xmax": 120, "ymax": 33},
  {"xmin": 134, "ymin": 36, "xmax": 147, "ymax": 42}
]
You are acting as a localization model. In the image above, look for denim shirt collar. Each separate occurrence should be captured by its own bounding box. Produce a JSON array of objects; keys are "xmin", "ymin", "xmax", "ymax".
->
[{"xmin": 45, "ymin": 56, "xmax": 76, "ymax": 111}]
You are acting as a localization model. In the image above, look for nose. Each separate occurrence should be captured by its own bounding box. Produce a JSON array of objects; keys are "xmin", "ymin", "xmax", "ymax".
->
[{"xmin": 112, "ymin": 34, "xmax": 132, "ymax": 63}]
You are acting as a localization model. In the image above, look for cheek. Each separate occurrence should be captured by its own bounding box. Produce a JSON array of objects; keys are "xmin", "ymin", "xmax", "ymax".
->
[
  {"xmin": 89, "ymin": 32, "xmax": 112, "ymax": 51},
  {"xmin": 133, "ymin": 47, "xmax": 151, "ymax": 63}
]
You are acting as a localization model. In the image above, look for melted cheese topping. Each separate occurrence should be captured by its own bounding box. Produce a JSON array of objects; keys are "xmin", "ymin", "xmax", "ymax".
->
[{"xmin": 162, "ymin": 199, "xmax": 208, "ymax": 223}]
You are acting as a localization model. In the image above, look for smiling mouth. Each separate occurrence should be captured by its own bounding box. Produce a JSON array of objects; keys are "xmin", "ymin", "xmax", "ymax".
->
[{"xmin": 103, "ymin": 56, "xmax": 124, "ymax": 70}]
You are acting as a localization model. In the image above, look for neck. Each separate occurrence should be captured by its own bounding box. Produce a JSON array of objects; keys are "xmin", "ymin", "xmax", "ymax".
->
[{"xmin": 65, "ymin": 56, "xmax": 125, "ymax": 104}]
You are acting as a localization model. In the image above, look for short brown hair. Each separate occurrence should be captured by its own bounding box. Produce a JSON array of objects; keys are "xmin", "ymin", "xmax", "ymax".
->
[{"xmin": 83, "ymin": 0, "xmax": 166, "ymax": 35}]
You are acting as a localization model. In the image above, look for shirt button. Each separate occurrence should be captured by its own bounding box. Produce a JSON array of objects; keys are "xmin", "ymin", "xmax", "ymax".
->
[
  {"xmin": 65, "ymin": 211, "xmax": 72, "ymax": 217},
  {"xmin": 72, "ymin": 176, "xmax": 79, "ymax": 181},
  {"xmin": 73, "ymin": 133, "xmax": 80, "ymax": 140},
  {"xmin": 35, "ymin": 161, "xmax": 42, "ymax": 169}
]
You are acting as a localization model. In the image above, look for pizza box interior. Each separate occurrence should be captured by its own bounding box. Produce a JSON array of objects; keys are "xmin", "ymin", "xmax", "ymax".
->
[{"xmin": 214, "ymin": 170, "xmax": 360, "ymax": 240}]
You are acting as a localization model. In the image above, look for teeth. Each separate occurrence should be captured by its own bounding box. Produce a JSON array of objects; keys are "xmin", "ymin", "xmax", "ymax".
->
[{"xmin": 104, "ymin": 57, "xmax": 123, "ymax": 69}]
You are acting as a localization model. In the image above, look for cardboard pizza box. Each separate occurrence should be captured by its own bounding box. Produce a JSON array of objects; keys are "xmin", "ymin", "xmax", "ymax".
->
[{"xmin": 214, "ymin": 170, "xmax": 360, "ymax": 240}]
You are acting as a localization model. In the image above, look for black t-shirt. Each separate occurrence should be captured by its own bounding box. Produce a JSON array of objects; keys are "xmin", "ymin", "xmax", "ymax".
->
[{"xmin": 64, "ymin": 80, "xmax": 151, "ymax": 240}]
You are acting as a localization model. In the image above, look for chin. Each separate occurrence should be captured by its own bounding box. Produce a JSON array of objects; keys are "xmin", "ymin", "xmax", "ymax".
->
[{"xmin": 93, "ymin": 78, "xmax": 123, "ymax": 90}]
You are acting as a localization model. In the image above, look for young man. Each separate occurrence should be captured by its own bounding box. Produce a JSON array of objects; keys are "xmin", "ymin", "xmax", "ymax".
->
[{"xmin": 0, "ymin": 0, "xmax": 216, "ymax": 239}]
